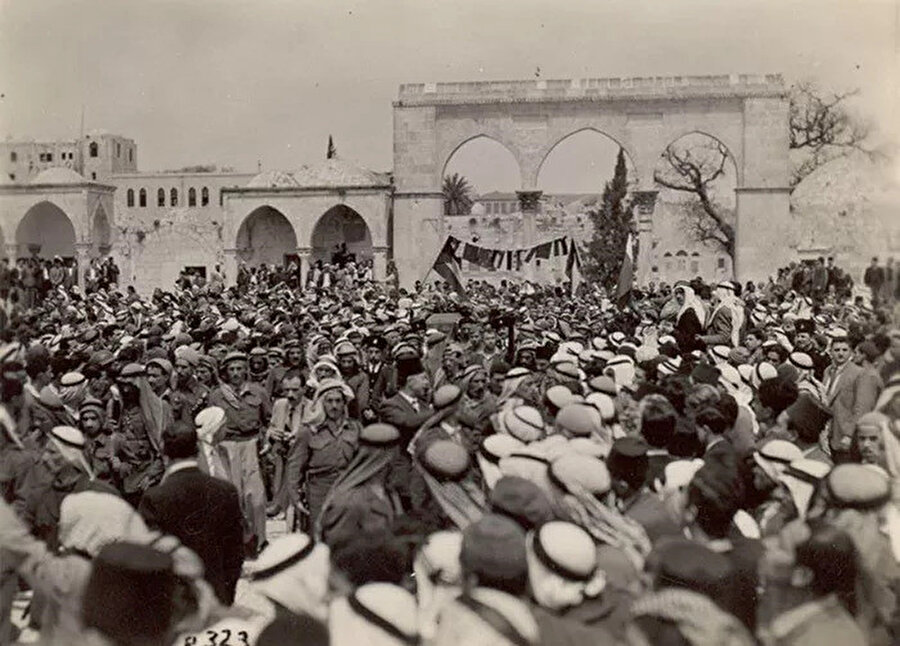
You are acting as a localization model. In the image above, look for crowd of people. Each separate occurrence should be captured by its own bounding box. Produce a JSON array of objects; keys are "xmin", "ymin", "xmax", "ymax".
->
[{"xmin": 0, "ymin": 253, "xmax": 898, "ymax": 646}]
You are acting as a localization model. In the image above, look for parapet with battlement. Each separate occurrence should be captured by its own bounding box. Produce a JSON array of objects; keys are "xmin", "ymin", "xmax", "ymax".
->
[{"xmin": 396, "ymin": 74, "xmax": 785, "ymax": 106}]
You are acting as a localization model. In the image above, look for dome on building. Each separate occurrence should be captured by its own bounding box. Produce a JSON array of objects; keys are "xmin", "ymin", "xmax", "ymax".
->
[
  {"xmin": 246, "ymin": 170, "xmax": 300, "ymax": 188},
  {"xmin": 292, "ymin": 158, "xmax": 388, "ymax": 188},
  {"xmin": 31, "ymin": 167, "xmax": 86, "ymax": 185}
]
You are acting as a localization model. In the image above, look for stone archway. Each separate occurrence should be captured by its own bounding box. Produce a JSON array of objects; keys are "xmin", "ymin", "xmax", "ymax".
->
[
  {"xmin": 311, "ymin": 205, "xmax": 373, "ymax": 265},
  {"xmin": 392, "ymin": 75, "xmax": 791, "ymax": 285},
  {"xmin": 235, "ymin": 206, "xmax": 298, "ymax": 267},
  {"xmin": 15, "ymin": 201, "xmax": 77, "ymax": 259}
]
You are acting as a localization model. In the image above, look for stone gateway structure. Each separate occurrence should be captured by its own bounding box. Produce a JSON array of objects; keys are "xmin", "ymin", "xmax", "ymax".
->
[
  {"xmin": 392, "ymin": 74, "xmax": 791, "ymax": 287},
  {"xmin": 0, "ymin": 74, "xmax": 792, "ymax": 292}
]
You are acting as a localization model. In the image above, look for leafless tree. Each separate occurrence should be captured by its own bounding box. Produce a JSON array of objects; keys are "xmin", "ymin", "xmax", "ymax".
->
[
  {"xmin": 789, "ymin": 81, "xmax": 874, "ymax": 187},
  {"xmin": 654, "ymin": 139, "xmax": 735, "ymax": 260}
]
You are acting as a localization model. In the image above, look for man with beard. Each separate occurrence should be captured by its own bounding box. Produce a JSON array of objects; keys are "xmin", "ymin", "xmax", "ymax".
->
[
  {"xmin": 792, "ymin": 319, "xmax": 829, "ymax": 380},
  {"xmin": 168, "ymin": 346, "xmax": 208, "ymax": 433},
  {"xmin": 110, "ymin": 363, "xmax": 170, "ymax": 507},
  {"xmin": 433, "ymin": 344, "xmax": 464, "ymax": 390},
  {"xmin": 364, "ymin": 336, "xmax": 390, "ymax": 410},
  {"xmin": 334, "ymin": 340, "xmax": 369, "ymax": 420},
  {"xmin": 247, "ymin": 347, "xmax": 271, "ymax": 390},
  {"xmin": 82, "ymin": 349, "xmax": 116, "ymax": 404},
  {"xmin": 207, "ymin": 352, "xmax": 269, "ymax": 557},
  {"xmin": 267, "ymin": 338, "xmax": 303, "ymax": 398}
]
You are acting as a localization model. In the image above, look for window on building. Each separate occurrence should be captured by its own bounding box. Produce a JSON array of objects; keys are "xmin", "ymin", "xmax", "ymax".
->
[
  {"xmin": 718, "ymin": 257, "xmax": 726, "ymax": 269},
  {"xmin": 116, "ymin": 143, "xmax": 121, "ymax": 157},
  {"xmin": 170, "ymin": 188, "xmax": 178, "ymax": 207},
  {"xmin": 158, "ymin": 188, "xmax": 165, "ymax": 207},
  {"xmin": 127, "ymin": 189, "xmax": 135, "ymax": 207},
  {"xmin": 690, "ymin": 260, "xmax": 699, "ymax": 274},
  {"xmin": 129, "ymin": 149, "xmax": 133, "ymax": 163},
  {"xmin": 139, "ymin": 188, "xmax": 147, "ymax": 207},
  {"xmin": 91, "ymin": 172, "xmax": 96, "ymax": 180},
  {"xmin": 201, "ymin": 186, "xmax": 209, "ymax": 206},
  {"xmin": 188, "ymin": 187, "xmax": 196, "ymax": 207},
  {"xmin": 89, "ymin": 142, "xmax": 98, "ymax": 158},
  {"xmin": 8, "ymin": 173, "xmax": 14, "ymax": 181},
  {"xmin": 10, "ymin": 151, "xmax": 16, "ymax": 162}
]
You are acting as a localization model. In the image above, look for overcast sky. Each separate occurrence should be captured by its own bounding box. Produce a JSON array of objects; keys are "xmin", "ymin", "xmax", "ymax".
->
[{"xmin": 1, "ymin": 0, "xmax": 897, "ymax": 189}]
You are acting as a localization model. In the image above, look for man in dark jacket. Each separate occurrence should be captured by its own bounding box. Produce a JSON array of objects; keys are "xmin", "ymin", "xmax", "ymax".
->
[
  {"xmin": 139, "ymin": 424, "xmax": 244, "ymax": 605},
  {"xmin": 378, "ymin": 356, "xmax": 433, "ymax": 509},
  {"xmin": 864, "ymin": 257, "xmax": 885, "ymax": 306}
]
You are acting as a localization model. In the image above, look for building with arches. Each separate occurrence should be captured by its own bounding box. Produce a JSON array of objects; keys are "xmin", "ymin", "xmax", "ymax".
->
[
  {"xmin": 0, "ymin": 74, "xmax": 806, "ymax": 293},
  {"xmin": 0, "ymin": 167, "xmax": 114, "ymax": 288},
  {"xmin": 394, "ymin": 74, "xmax": 792, "ymax": 287}
]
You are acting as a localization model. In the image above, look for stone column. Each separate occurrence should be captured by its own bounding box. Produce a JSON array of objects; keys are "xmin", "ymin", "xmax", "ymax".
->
[
  {"xmin": 517, "ymin": 191, "xmax": 542, "ymax": 281},
  {"xmin": 4, "ymin": 243, "xmax": 18, "ymax": 263},
  {"xmin": 734, "ymin": 187, "xmax": 792, "ymax": 282},
  {"xmin": 74, "ymin": 243, "xmax": 92, "ymax": 292},
  {"xmin": 223, "ymin": 248, "xmax": 240, "ymax": 287},
  {"xmin": 632, "ymin": 190, "xmax": 658, "ymax": 286},
  {"xmin": 372, "ymin": 245, "xmax": 388, "ymax": 281},
  {"xmin": 296, "ymin": 246, "xmax": 312, "ymax": 288}
]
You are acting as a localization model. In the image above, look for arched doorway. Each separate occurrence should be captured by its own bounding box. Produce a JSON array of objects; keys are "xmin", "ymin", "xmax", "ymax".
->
[
  {"xmin": 235, "ymin": 206, "xmax": 298, "ymax": 267},
  {"xmin": 311, "ymin": 205, "xmax": 372, "ymax": 265},
  {"xmin": 16, "ymin": 201, "xmax": 77, "ymax": 259}
]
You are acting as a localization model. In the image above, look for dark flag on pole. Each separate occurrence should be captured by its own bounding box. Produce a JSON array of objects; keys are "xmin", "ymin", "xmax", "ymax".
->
[
  {"xmin": 327, "ymin": 135, "xmax": 337, "ymax": 159},
  {"xmin": 615, "ymin": 233, "xmax": 635, "ymax": 308},
  {"xmin": 432, "ymin": 237, "xmax": 466, "ymax": 296}
]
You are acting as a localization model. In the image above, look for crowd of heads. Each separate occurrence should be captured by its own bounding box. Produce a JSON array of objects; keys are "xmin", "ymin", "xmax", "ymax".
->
[{"xmin": 0, "ymin": 253, "xmax": 898, "ymax": 645}]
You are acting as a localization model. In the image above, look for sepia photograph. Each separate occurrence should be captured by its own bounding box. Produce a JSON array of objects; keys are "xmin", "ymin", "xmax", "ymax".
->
[{"xmin": 0, "ymin": 0, "xmax": 898, "ymax": 644}]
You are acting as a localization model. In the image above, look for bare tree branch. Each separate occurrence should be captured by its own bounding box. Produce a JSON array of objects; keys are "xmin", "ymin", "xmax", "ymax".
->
[
  {"xmin": 789, "ymin": 81, "xmax": 875, "ymax": 187},
  {"xmin": 654, "ymin": 141, "xmax": 735, "ymax": 259}
]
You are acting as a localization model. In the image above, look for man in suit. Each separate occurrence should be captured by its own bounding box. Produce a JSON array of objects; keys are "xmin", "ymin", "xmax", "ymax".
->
[
  {"xmin": 378, "ymin": 356, "xmax": 433, "ymax": 509},
  {"xmin": 696, "ymin": 406, "xmax": 738, "ymax": 476},
  {"xmin": 138, "ymin": 424, "xmax": 244, "ymax": 605},
  {"xmin": 699, "ymin": 281, "xmax": 742, "ymax": 348},
  {"xmin": 608, "ymin": 437, "xmax": 681, "ymax": 544},
  {"xmin": 823, "ymin": 336, "xmax": 874, "ymax": 462}
]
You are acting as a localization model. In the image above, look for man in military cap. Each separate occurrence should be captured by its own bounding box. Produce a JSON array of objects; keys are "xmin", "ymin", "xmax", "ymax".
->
[{"xmin": 207, "ymin": 351, "xmax": 270, "ymax": 557}]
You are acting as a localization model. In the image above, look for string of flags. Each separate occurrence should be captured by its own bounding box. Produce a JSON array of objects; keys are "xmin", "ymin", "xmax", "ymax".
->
[
  {"xmin": 453, "ymin": 235, "xmax": 573, "ymax": 271},
  {"xmin": 430, "ymin": 234, "xmax": 582, "ymax": 296}
]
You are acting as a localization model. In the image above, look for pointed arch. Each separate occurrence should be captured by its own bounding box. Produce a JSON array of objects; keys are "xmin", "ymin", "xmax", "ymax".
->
[
  {"xmin": 16, "ymin": 201, "xmax": 77, "ymax": 259},
  {"xmin": 536, "ymin": 127, "xmax": 637, "ymax": 191},
  {"xmin": 235, "ymin": 206, "xmax": 298, "ymax": 267},
  {"xmin": 311, "ymin": 205, "xmax": 373, "ymax": 264}
]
